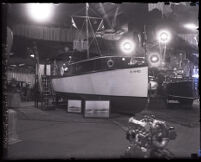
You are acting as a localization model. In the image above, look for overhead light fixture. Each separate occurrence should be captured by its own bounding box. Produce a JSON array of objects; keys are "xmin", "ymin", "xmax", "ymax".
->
[
  {"xmin": 184, "ymin": 23, "xmax": 198, "ymax": 30},
  {"xmin": 192, "ymin": 67, "xmax": 199, "ymax": 78},
  {"xmin": 192, "ymin": 53, "xmax": 198, "ymax": 57},
  {"xmin": 10, "ymin": 65, "xmax": 17, "ymax": 67},
  {"xmin": 19, "ymin": 64, "xmax": 25, "ymax": 67},
  {"xmin": 161, "ymin": 61, "xmax": 166, "ymax": 66},
  {"xmin": 27, "ymin": 3, "xmax": 54, "ymax": 23},
  {"xmin": 64, "ymin": 46, "xmax": 69, "ymax": 52},
  {"xmin": 30, "ymin": 54, "xmax": 35, "ymax": 58},
  {"xmin": 119, "ymin": 39, "xmax": 135, "ymax": 54},
  {"xmin": 192, "ymin": 73, "xmax": 199, "ymax": 78},
  {"xmin": 147, "ymin": 52, "xmax": 161, "ymax": 68},
  {"xmin": 64, "ymin": 67, "xmax": 68, "ymax": 71},
  {"xmin": 150, "ymin": 55, "xmax": 159, "ymax": 63},
  {"xmin": 157, "ymin": 29, "xmax": 171, "ymax": 43}
]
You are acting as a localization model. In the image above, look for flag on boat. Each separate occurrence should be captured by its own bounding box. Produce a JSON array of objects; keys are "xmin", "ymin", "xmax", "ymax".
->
[{"xmin": 71, "ymin": 16, "xmax": 104, "ymax": 33}]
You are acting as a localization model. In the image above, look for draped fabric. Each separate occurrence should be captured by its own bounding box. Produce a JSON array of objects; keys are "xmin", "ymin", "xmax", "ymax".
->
[
  {"xmin": 148, "ymin": 3, "xmax": 173, "ymax": 16},
  {"xmin": 148, "ymin": 2, "xmax": 194, "ymax": 18},
  {"xmin": 178, "ymin": 34, "xmax": 198, "ymax": 47},
  {"xmin": 148, "ymin": 2, "xmax": 164, "ymax": 13},
  {"xmin": 7, "ymin": 27, "xmax": 13, "ymax": 53},
  {"xmin": 7, "ymin": 71, "xmax": 35, "ymax": 87},
  {"xmin": 13, "ymin": 24, "xmax": 86, "ymax": 42}
]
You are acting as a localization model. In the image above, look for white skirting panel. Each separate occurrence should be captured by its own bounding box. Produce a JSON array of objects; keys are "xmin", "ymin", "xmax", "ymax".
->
[{"xmin": 52, "ymin": 66, "xmax": 148, "ymax": 97}]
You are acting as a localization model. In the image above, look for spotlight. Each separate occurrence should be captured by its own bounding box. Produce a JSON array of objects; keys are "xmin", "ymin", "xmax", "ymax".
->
[
  {"xmin": 27, "ymin": 3, "xmax": 53, "ymax": 23},
  {"xmin": 192, "ymin": 73, "xmax": 199, "ymax": 78},
  {"xmin": 10, "ymin": 65, "xmax": 17, "ymax": 67},
  {"xmin": 192, "ymin": 67, "xmax": 199, "ymax": 78},
  {"xmin": 30, "ymin": 54, "xmax": 35, "ymax": 58},
  {"xmin": 184, "ymin": 23, "xmax": 198, "ymax": 30},
  {"xmin": 148, "ymin": 52, "xmax": 161, "ymax": 68},
  {"xmin": 150, "ymin": 55, "xmax": 159, "ymax": 63},
  {"xmin": 120, "ymin": 39, "xmax": 135, "ymax": 54},
  {"xmin": 157, "ymin": 30, "xmax": 171, "ymax": 43},
  {"xmin": 19, "ymin": 64, "xmax": 25, "ymax": 67},
  {"xmin": 64, "ymin": 67, "xmax": 68, "ymax": 71}
]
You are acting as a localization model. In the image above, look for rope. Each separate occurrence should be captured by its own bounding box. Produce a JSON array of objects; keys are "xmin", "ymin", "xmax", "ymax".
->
[{"xmin": 88, "ymin": 18, "xmax": 102, "ymax": 56}]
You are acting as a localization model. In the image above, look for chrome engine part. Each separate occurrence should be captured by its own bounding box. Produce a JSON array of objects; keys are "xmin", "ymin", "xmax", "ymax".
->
[{"xmin": 125, "ymin": 115, "xmax": 176, "ymax": 158}]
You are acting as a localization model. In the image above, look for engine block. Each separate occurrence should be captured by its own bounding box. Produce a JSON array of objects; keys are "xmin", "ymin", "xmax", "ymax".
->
[{"xmin": 126, "ymin": 115, "xmax": 177, "ymax": 158}]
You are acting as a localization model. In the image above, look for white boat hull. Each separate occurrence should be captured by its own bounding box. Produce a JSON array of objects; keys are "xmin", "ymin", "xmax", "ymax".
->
[{"xmin": 52, "ymin": 66, "xmax": 148, "ymax": 98}]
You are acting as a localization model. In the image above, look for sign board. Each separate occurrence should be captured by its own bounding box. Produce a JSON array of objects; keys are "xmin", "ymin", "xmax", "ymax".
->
[
  {"xmin": 39, "ymin": 64, "xmax": 51, "ymax": 76},
  {"xmin": 39, "ymin": 64, "xmax": 45, "ymax": 75},
  {"xmin": 67, "ymin": 100, "xmax": 82, "ymax": 113},
  {"xmin": 73, "ymin": 40, "xmax": 88, "ymax": 51},
  {"xmin": 84, "ymin": 100, "xmax": 110, "ymax": 118},
  {"xmin": 46, "ymin": 65, "xmax": 51, "ymax": 76}
]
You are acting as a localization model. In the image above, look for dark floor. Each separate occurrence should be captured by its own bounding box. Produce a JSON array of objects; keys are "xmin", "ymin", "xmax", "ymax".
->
[{"xmin": 5, "ymin": 98, "xmax": 200, "ymax": 159}]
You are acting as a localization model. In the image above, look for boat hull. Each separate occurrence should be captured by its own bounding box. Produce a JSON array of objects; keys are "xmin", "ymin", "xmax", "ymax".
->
[
  {"xmin": 165, "ymin": 79, "xmax": 197, "ymax": 100},
  {"xmin": 163, "ymin": 79, "xmax": 198, "ymax": 106},
  {"xmin": 54, "ymin": 92, "xmax": 148, "ymax": 114},
  {"xmin": 51, "ymin": 66, "xmax": 148, "ymax": 113}
]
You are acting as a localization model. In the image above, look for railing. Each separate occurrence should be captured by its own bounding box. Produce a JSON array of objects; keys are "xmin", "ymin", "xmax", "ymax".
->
[{"xmin": 51, "ymin": 56, "xmax": 147, "ymax": 78}]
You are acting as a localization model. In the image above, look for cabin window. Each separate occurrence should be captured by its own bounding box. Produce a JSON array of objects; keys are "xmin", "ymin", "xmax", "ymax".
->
[
  {"xmin": 62, "ymin": 56, "xmax": 145, "ymax": 76},
  {"xmin": 93, "ymin": 59, "xmax": 102, "ymax": 71},
  {"xmin": 76, "ymin": 61, "xmax": 94, "ymax": 74}
]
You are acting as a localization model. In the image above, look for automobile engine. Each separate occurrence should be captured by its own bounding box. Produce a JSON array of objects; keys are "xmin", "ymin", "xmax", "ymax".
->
[{"xmin": 125, "ymin": 115, "xmax": 177, "ymax": 159}]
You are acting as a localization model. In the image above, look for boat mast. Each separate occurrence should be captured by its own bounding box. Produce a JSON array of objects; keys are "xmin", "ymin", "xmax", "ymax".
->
[
  {"xmin": 143, "ymin": 25, "xmax": 147, "ymax": 59},
  {"xmin": 86, "ymin": 3, "xmax": 89, "ymax": 59}
]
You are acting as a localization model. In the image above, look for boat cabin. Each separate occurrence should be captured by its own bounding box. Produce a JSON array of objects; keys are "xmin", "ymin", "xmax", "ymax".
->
[{"xmin": 61, "ymin": 56, "xmax": 147, "ymax": 77}]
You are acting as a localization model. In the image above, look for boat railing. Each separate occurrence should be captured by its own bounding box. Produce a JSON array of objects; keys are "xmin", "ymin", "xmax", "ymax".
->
[
  {"xmin": 57, "ymin": 56, "xmax": 145, "ymax": 77},
  {"xmin": 67, "ymin": 55, "xmax": 145, "ymax": 66}
]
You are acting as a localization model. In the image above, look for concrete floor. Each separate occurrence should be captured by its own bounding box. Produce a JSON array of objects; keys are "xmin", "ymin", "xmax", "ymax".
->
[{"xmin": 6, "ymin": 98, "xmax": 200, "ymax": 159}]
